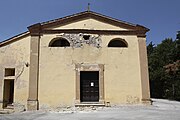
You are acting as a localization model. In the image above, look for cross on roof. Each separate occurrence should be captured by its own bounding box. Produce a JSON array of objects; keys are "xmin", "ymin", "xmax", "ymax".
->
[{"xmin": 87, "ymin": 3, "xmax": 90, "ymax": 11}]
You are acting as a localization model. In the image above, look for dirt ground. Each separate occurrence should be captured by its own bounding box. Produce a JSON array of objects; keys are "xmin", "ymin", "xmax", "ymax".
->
[{"xmin": 0, "ymin": 99, "xmax": 180, "ymax": 120}]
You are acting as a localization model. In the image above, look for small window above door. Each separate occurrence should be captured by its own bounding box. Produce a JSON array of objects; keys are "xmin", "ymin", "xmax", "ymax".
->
[{"xmin": 4, "ymin": 68, "xmax": 15, "ymax": 77}]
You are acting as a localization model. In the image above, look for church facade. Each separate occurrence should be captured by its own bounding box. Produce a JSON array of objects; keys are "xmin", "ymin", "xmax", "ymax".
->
[{"xmin": 0, "ymin": 11, "xmax": 150, "ymax": 111}]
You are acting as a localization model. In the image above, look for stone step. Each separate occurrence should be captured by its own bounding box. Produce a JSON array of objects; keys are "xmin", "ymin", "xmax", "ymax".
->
[
  {"xmin": 0, "ymin": 109, "xmax": 14, "ymax": 114},
  {"xmin": 75, "ymin": 103, "xmax": 105, "ymax": 107},
  {"xmin": 6, "ymin": 104, "xmax": 14, "ymax": 109}
]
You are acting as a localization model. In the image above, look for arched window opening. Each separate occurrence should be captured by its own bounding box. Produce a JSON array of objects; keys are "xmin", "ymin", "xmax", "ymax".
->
[
  {"xmin": 108, "ymin": 39, "xmax": 128, "ymax": 47},
  {"xmin": 49, "ymin": 38, "xmax": 70, "ymax": 47}
]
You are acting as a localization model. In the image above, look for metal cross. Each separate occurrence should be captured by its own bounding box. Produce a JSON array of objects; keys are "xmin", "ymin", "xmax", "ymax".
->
[{"xmin": 88, "ymin": 3, "xmax": 90, "ymax": 11}]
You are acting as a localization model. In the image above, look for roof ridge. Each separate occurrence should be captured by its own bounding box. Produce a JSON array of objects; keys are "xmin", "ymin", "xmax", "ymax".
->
[
  {"xmin": 39, "ymin": 10, "xmax": 138, "ymax": 28},
  {"xmin": 88, "ymin": 11, "xmax": 137, "ymax": 27},
  {"xmin": 41, "ymin": 11, "xmax": 88, "ymax": 25}
]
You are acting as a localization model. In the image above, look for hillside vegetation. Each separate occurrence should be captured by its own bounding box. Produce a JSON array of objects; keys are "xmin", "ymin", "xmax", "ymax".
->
[{"xmin": 147, "ymin": 31, "xmax": 180, "ymax": 100}]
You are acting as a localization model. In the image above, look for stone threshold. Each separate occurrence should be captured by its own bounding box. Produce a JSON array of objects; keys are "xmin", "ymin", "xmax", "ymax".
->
[{"xmin": 75, "ymin": 102, "xmax": 105, "ymax": 107}]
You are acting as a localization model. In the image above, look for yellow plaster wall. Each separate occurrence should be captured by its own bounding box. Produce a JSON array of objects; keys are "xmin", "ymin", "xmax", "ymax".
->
[
  {"xmin": 39, "ymin": 33, "xmax": 142, "ymax": 108},
  {"xmin": 0, "ymin": 36, "xmax": 30, "ymax": 108}
]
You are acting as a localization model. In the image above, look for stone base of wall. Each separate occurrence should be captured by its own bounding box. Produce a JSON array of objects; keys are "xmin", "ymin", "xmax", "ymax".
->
[
  {"xmin": 14, "ymin": 102, "xmax": 26, "ymax": 112},
  {"xmin": 141, "ymin": 99, "xmax": 152, "ymax": 105},
  {"xmin": 0, "ymin": 102, "xmax": 3, "ymax": 110},
  {"xmin": 27, "ymin": 100, "xmax": 39, "ymax": 110}
]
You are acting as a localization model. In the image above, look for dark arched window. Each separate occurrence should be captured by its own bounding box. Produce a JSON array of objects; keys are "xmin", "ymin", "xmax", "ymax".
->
[
  {"xmin": 108, "ymin": 38, "xmax": 128, "ymax": 47},
  {"xmin": 49, "ymin": 38, "xmax": 70, "ymax": 47}
]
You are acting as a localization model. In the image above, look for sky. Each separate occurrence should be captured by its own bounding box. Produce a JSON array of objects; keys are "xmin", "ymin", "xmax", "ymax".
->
[{"xmin": 0, "ymin": 0, "xmax": 180, "ymax": 45}]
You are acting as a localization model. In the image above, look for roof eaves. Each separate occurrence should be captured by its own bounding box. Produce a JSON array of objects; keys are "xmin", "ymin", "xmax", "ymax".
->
[
  {"xmin": 89, "ymin": 11, "xmax": 137, "ymax": 27},
  {"xmin": 40, "ymin": 11, "xmax": 139, "ymax": 30},
  {"xmin": 41, "ymin": 11, "xmax": 88, "ymax": 26},
  {"xmin": 0, "ymin": 31, "xmax": 30, "ymax": 47}
]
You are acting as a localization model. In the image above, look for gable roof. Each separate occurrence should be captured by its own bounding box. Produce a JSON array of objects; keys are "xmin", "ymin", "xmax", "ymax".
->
[
  {"xmin": 0, "ymin": 10, "xmax": 149, "ymax": 47},
  {"xmin": 30, "ymin": 10, "xmax": 149, "ymax": 31}
]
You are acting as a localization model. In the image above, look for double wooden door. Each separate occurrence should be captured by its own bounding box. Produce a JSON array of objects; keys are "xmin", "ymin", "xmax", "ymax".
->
[{"xmin": 80, "ymin": 71, "xmax": 99, "ymax": 102}]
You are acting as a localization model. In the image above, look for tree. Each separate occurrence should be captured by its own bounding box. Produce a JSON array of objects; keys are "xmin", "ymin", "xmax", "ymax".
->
[{"xmin": 147, "ymin": 31, "xmax": 180, "ymax": 100}]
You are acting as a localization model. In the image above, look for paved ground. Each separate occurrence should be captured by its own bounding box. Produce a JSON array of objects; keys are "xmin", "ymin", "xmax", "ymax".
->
[{"xmin": 0, "ymin": 99, "xmax": 180, "ymax": 120}]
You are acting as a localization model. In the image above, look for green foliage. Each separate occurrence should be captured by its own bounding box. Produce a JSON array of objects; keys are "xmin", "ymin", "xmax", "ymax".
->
[{"xmin": 148, "ymin": 32, "xmax": 180, "ymax": 101}]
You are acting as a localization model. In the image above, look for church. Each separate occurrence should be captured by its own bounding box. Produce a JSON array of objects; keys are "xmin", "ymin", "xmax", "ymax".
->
[{"xmin": 0, "ymin": 11, "xmax": 150, "ymax": 111}]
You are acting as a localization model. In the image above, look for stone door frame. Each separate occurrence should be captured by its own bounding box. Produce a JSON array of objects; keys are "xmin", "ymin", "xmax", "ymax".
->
[{"xmin": 75, "ymin": 64, "xmax": 105, "ymax": 105}]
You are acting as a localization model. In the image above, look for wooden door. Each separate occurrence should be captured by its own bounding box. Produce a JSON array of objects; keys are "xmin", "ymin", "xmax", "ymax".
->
[
  {"xmin": 3, "ymin": 80, "xmax": 14, "ymax": 108},
  {"xmin": 80, "ymin": 71, "xmax": 99, "ymax": 102}
]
